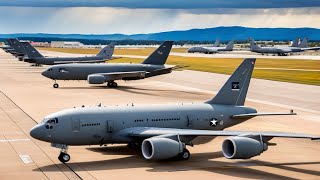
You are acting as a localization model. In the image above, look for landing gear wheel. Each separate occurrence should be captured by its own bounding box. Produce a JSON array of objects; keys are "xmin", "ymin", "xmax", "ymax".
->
[
  {"xmin": 53, "ymin": 83, "xmax": 59, "ymax": 88},
  {"xmin": 107, "ymin": 82, "xmax": 118, "ymax": 88},
  {"xmin": 177, "ymin": 148, "xmax": 190, "ymax": 160},
  {"xmin": 58, "ymin": 152, "xmax": 70, "ymax": 163}
]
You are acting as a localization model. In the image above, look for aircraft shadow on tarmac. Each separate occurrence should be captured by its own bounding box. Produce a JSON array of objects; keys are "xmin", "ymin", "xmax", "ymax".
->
[
  {"xmin": 59, "ymin": 85, "xmax": 207, "ymax": 97},
  {"xmin": 34, "ymin": 145, "xmax": 320, "ymax": 179}
]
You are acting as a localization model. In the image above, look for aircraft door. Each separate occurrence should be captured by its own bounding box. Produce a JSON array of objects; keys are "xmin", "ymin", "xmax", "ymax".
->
[
  {"xmin": 72, "ymin": 116, "xmax": 80, "ymax": 132},
  {"xmin": 106, "ymin": 120, "xmax": 113, "ymax": 133}
]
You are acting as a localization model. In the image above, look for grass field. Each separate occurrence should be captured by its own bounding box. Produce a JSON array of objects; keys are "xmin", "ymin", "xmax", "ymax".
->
[{"xmin": 39, "ymin": 47, "xmax": 320, "ymax": 85}]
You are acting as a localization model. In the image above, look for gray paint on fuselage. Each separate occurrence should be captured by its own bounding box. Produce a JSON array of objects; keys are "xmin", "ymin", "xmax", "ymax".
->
[
  {"xmin": 37, "ymin": 103, "xmax": 256, "ymax": 145},
  {"xmin": 42, "ymin": 63, "xmax": 165, "ymax": 80}
]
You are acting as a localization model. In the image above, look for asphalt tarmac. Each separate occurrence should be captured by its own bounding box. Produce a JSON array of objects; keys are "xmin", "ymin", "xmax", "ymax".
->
[{"xmin": 0, "ymin": 50, "xmax": 319, "ymax": 179}]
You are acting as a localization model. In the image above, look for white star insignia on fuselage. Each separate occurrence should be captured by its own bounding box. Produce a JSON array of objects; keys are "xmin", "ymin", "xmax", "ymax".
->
[{"xmin": 210, "ymin": 119, "xmax": 218, "ymax": 126}]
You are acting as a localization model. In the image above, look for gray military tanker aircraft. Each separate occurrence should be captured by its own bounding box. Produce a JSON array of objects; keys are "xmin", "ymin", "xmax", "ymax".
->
[
  {"xmin": 41, "ymin": 41, "xmax": 175, "ymax": 88},
  {"xmin": 20, "ymin": 41, "xmax": 115, "ymax": 65},
  {"xmin": 188, "ymin": 40, "xmax": 234, "ymax": 54},
  {"xmin": 30, "ymin": 58, "xmax": 319, "ymax": 163},
  {"xmin": 7, "ymin": 38, "xmax": 27, "ymax": 60}
]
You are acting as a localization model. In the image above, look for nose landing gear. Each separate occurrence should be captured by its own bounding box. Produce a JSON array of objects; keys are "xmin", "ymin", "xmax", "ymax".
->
[
  {"xmin": 58, "ymin": 144, "xmax": 70, "ymax": 163},
  {"xmin": 53, "ymin": 80, "xmax": 59, "ymax": 88}
]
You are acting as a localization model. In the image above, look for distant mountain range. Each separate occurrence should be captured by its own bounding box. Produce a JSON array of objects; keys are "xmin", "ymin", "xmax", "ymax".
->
[{"xmin": 1, "ymin": 26, "xmax": 320, "ymax": 41}]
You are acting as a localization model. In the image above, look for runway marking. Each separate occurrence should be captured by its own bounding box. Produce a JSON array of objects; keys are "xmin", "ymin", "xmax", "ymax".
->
[
  {"xmin": 0, "ymin": 138, "xmax": 30, "ymax": 142},
  {"xmin": 19, "ymin": 154, "xmax": 34, "ymax": 164}
]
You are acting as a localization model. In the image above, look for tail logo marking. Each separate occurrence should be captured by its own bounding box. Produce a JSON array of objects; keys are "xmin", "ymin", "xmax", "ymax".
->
[
  {"xmin": 232, "ymin": 82, "xmax": 240, "ymax": 91},
  {"xmin": 157, "ymin": 51, "xmax": 163, "ymax": 55}
]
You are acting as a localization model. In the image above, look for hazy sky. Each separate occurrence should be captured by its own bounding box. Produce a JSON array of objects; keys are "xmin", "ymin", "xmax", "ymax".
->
[{"xmin": 0, "ymin": 1, "xmax": 319, "ymax": 34}]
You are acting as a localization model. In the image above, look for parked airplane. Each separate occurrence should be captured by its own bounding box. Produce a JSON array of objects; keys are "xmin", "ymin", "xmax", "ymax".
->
[
  {"xmin": 41, "ymin": 41, "xmax": 175, "ymax": 88},
  {"xmin": 7, "ymin": 38, "xmax": 27, "ymax": 60},
  {"xmin": 249, "ymin": 38, "xmax": 299, "ymax": 56},
  {"xmin": 30, "ymin": 58, "xmax": 319, "ymax": 163},
  {"xmin": 296, "ymin": 38, "xmax": 320, "ymax": 51},
  {"xmin": 188, "ymin": 40, "xmax": 234, "ymax": 54},
  {"xmin": 20, "ymin": 41, "xmax": 115, "ymax": 65}
]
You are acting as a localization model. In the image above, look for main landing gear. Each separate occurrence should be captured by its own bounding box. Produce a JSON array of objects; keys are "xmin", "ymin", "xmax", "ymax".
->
[
  {"xmin": 58, "ymin": 145, "xmax": 70, "ymax": 163},
  {"xmin": 107, "ymin": 81, "xmax": 118, "ymax": 88},
  {"xmin": 177, "ymin": 148, "xmax": 190, "ymax": 160},
  {"xmin": 53, "ymin": 80, "xmax": 59, "ymax": 88}
]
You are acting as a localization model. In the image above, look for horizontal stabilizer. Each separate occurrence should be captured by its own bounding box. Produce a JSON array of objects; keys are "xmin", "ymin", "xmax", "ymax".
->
[{"xmin": 233, "ymin": 112, "xmax": 297, "ymax": 119}]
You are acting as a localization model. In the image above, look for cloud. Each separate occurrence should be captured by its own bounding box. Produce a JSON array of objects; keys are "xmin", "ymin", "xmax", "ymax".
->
[
  {"xmin": 2, "ymin": 0, "xmax": 320, "ymax": 9},
  {"xmin": 0, "ymin": 7, "xmax": 319, "ymax": 34}
]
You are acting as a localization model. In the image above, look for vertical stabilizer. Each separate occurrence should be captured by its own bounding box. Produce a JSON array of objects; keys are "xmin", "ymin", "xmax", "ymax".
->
[
  {"xmin": 291, "ymin": 38, "xmax": 299, "ymax": 47},
  {"xmin": 97, "ymin": 42, "xmax": 115, "ymax": 58},
  {"xmin": 225, "ymin": 40, "xmax": 234, "ymax": 50},
  {"xmin": 206, "ymin": 58, "xmax": 256, "ymax": 106},
  {"xmin": 298, "ymin": 38, "xmax": 308, "ymax": 48},
  {"xmin": 142, "ymin": 41, "xmax": 173, "ymax": 65},
  {"xmin": 21, "ymin": 42, "xmax": 43, "ymax": 58},
  {"xmin": 248, "ymin": 38, "xmax": 260, "ymax": 51},
  {"xmin": 213, "ymin": 39, "xmax": 220, "ymax": 47}
]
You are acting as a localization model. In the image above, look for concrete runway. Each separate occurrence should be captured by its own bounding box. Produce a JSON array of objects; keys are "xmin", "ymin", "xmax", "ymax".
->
[{"xmin": 0, "ymin": 50, "xmax": 319, "ymax": 179}]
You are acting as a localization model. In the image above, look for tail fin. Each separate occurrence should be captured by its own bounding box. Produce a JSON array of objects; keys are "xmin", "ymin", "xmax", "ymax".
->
[
  {"xmin": 142, "ymin": 41, "xmax": 173, "ymax": 65},
  {"xmin": 213, "ymin": 39, "xmax": 220, "ymax": 47},
  {"xmin": 20, "ymin": 42, "xmax": 43, "ymax": 58},
  {"xmin": 291, "ymin": 38, "xmax": 299, "ymax": 47},
  {"xmin": 206, "ymin": 58, "xmax": 256, "ymax": 106},
  {"xmin": 299, "ymin": 38, "xmax": 308, "ymax": 48},
  {"xmin": 97, "ymin": 42, "xmax": 115, "ymax": 58},
  {"xmin": 8, "ymin": 38, "xmax": 26, "ymax": 54},
  {"xmin": 225, "ymin": 40, "xmax": 234, "ymax": 50},
  {"xmin": 248, "ymin": 37, "xmax": 260, "ymax": 50}
]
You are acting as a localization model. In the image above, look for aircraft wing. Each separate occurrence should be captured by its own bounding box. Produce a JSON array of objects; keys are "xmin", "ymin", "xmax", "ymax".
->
[
  {"xmin": 54, "ymin": 59, "xmax": 108, "ymax": 64},
  {"xmin": 124, "ymin": 127, "xmax": 319, "ymax": 140},
  {"xmin": 301, "ymin": 47, "xmax": 320, "ymax": 51}
]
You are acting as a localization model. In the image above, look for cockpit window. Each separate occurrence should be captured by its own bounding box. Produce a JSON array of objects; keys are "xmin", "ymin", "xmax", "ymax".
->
[
  {"xmin": 59, "ymin": 68, "xmax": 68, "ymax": 73},
  {"xmin": 48, "ymin": 68, "xmax": 53, "ymax": 71},
  {"xmin": 43, "ymin": 118, "xmax": 58, "ymax": 129}
]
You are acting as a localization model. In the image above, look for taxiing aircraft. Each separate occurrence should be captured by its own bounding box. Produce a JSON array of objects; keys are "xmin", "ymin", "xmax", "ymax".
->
[
  {"xmin": 20, "ymin": 41, "xmax": 115, "ymax": 65},
  {"xmin": 41, "ymin": 41, "xmax": 175, "ymax": 88},
  {"xmin": 30, "ymin": 58, "xmax": 319, "ymax": 163},
  {"xmin": 188, "ymin": 40, "xmax": 234, "ymax": 54}
]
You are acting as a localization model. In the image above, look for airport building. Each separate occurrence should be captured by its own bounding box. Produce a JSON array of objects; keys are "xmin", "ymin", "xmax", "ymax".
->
[{"xmin": 51, "ymin": 41, "xmax": 84, "ymax": 48}]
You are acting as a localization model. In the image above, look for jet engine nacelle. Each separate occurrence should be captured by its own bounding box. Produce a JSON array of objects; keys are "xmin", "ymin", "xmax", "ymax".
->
[
  {"xmin": 141, "ymin": 137, "xmax": 183, "ymax": 160},
  {"xmin": 87, "ymin": 74, "xmax": 106, "ymax": 84},
  {"xmin": 222, "ymin": 136, "xmax": 268, "ymax": 159}
]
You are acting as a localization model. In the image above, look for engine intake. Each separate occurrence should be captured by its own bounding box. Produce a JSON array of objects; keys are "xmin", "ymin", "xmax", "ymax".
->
[
  {"xmin": 87, "ymin": 74, "xmax": 106, "ymax": 84},
  {"xmin": 222, "ymin": 136, "xmax": 268, "ymax": 159},
  {"xmin": 141, "ymin": 137, "xmax": 182, "ymax": 160}
]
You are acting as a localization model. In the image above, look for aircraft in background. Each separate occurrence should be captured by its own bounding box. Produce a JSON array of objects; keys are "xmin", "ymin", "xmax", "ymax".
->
[
  {"xmin": 41, "ymin": 41, "xmax": 175, "ymax": 88},
  {"xmin": 20, "ymin": 41, "xmax": 115, "ymax": 65},
  {"xmin": 250, "ymin": 38, "xmax": 320, "ymax": 56},
  {"xmin": 188, "ymin": 40, "xmax": 234, "ymax": 54},
  {"xmin": 7, "ymin": 38, "xmax": 27, "ymax": 60},
  {"xmin": 30, "ymin": 58, "xmax": 319, "ymax": 163},
  {"xmin": 296, "ymin": 38, "xmax": 320, "ymax": 51}
]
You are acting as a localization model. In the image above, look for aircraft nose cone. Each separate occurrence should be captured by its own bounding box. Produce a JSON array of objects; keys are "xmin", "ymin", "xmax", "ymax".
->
[
  {"xmin": 41, "ymin": 70, "xmax": 49, "ymax": 78},
  {"xmin": 30, "ymin": 124, "xmax": 44, "ymax": 140}
]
